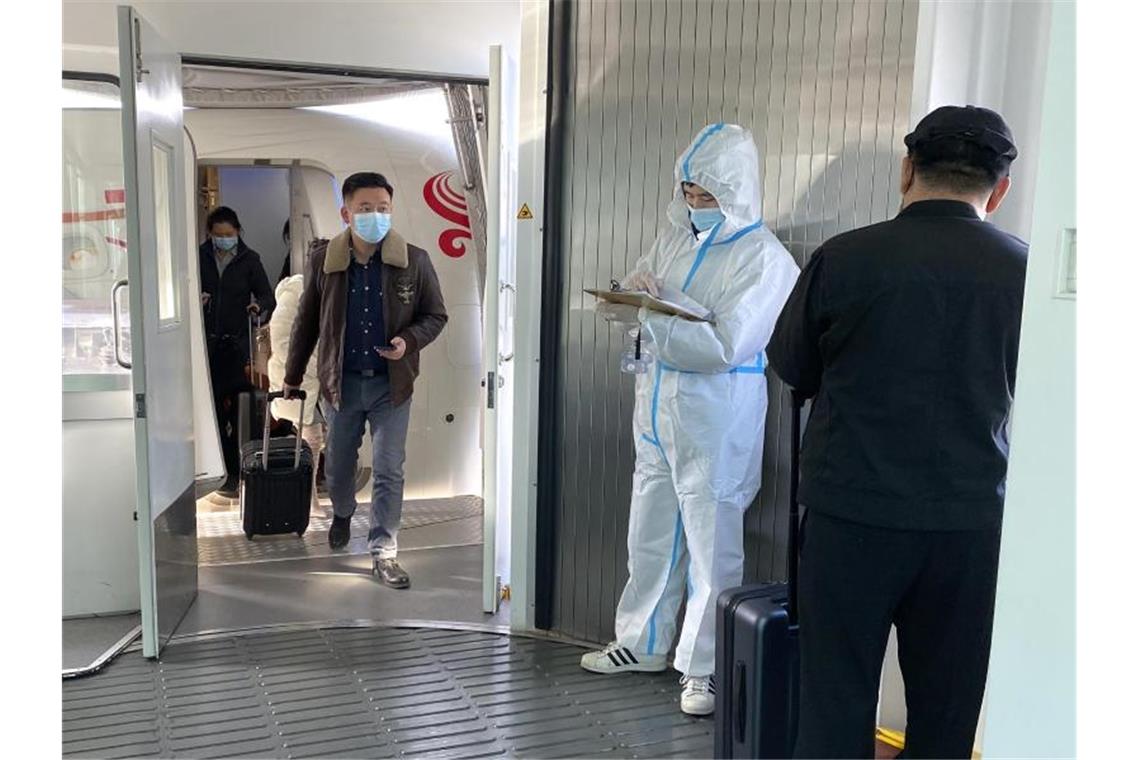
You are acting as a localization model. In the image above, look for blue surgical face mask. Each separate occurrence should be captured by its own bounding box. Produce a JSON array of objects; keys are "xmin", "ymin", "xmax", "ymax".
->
[
  {"xmin": 213, "ymin": 235, "xmax": 238, "ymax": 252},
  {"xmin": 689, "ymin": 206, "xmax": 725, "ymax": 232},
  {"xmin": 352, "ymin": 212, "xmax": 391, "ymax": 244}
]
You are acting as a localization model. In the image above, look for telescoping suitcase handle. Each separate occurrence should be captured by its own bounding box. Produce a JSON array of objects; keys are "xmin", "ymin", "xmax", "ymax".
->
[
  {"xmin": 787, "ymin": 389, "xmax": 805, "ymax": 626},
  {"xmin": 248, "ymin": 308, "xmax": 265, "ymax": 388},
  {"xmin": 262, "ymin": 390, "xmax": 306, "ymax": 471}
]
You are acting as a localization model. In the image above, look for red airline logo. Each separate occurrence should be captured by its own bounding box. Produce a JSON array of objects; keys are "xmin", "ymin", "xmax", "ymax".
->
[{"xmin": 422, "ymin": 171, "xmax": 472, "ymax": 259}]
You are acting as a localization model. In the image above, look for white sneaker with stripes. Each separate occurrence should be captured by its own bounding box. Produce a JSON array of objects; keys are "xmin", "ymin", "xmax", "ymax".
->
[
  {"xmin": 679, "ymin": 674, "xmax": 716, "ymax": 716},
  {"xmin": 579, "ymin": 642, "xmax": 667, "ymax": 674}
]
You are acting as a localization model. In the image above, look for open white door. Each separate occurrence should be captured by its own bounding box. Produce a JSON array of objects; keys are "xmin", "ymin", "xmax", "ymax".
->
[
  {"xmin": 117, "ymin": 6, "xmax": 197, "ymax": 657},
  {"xmin": 482, "ymin": 46, "xmax": 518, "ymax": 614},
  {"xmin": 185, "ymin": 127, "xmax": 227, "ymax": 498}
]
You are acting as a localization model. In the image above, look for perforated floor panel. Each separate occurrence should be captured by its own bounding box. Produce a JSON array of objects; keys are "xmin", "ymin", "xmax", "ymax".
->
[
  {"xmin": 197, "ymin": 496, "xmax": 483, "ymax": 566},
  {"xmin": 62, "ymin": 626, "xmax": 713, "ymax": 759}
]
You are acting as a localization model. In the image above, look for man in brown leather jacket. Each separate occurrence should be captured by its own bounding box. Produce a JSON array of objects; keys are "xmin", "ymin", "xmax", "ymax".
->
[{"xmin": 284, "ymin": 172, "xmax": 447, "ymax": 588}]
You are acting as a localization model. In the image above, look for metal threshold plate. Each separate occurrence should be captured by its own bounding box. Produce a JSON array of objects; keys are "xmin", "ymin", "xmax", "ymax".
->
[
  {"xmin": 63, "ymin": 626, "xmax": 713, "ymax": 758},
  {"xmin": 197, "ymin": 495, "xmax": 484, "ymax": 566}
]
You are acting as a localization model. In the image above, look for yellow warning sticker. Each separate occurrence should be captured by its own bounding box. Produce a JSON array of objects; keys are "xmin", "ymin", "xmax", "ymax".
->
[{"xmin": 517, "ymin": 203, "xmax": 534, "ymax": 220}]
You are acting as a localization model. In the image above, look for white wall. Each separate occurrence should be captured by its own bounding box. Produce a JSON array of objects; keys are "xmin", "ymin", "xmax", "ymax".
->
[
  {"xmin": 910, "ymin": 0, "xmax": 1053, "ymax": 242},
  {"xmin": 63, "ymin": 0, "xmax": 521, "ymax": 79},
  {"xmin": 982, "ymin": 0, "xmax": 1076, "ymax": 755},
  {"xmin": 215, "ymin": 166, "xmax": 291, "ymax": 281},
  {"xmin": 509, "ymin": 0, "xmax": 547, "ymax": 631},
  {"xmin": 62, "ymin": 398, "xmax": 140, "ymax": 617},
  {"xmin": 186, "ymin": 133, "xmax": 227, "ymax": 496}
]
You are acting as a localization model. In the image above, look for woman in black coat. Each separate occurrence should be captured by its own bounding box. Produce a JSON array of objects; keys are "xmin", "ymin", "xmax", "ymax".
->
[{"xmin": 198, "ymin": 206, "xmax": 275, "ymax": 497}]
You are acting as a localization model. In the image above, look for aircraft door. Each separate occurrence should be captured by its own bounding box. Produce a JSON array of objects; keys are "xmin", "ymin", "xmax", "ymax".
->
[
  {"xmin": 117, "ymin": 5, "xmax": 197, "ymax": 657},
  {"xmin": 482, "ymin": 45, "xmax": 518, "ymax": 614}
]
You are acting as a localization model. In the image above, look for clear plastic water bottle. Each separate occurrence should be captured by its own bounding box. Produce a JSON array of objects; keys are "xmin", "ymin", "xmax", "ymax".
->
[{"xmin": 620, "ymin": 327, "xmax": 654, "ymax": 374}]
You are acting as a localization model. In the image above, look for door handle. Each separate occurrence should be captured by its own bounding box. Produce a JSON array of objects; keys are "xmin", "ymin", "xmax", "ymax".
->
[
  {"xmin": 111, "ymin": 279, "xmax": 131, "ymax": 369},
  {"xmin": 499, "ymin": 280, "xmax": 516, "ymax": 363}
]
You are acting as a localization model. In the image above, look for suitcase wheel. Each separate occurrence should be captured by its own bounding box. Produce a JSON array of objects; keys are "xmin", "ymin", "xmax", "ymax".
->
[
  {"xmin": 245, "ymin": 532, "xmax": 254, "ymax": 541},
  {"xmin": 296, "ymin": 530, "xmax": 306, "ymax": 538}
]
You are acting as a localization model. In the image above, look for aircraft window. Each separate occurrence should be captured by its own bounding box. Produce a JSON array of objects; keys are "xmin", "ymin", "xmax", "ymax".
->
[{"xmin": 62, "ymin": 77, "xmax": 130, "ymax": 376}]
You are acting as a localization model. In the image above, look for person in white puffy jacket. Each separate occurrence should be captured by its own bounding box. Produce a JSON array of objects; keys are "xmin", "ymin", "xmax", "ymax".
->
[
  {"xmin": 268, "ymin": 274, "xmax": 324, "ymax": 510},
  {"xmin": 579, "ymin": 123, "xmax": 800, "ymax": 716}
]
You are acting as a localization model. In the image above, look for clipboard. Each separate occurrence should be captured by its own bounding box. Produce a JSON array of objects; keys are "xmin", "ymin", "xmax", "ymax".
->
[{"xmin": 585, "ymin": 288, "xmax": 713, "ymax": 323}]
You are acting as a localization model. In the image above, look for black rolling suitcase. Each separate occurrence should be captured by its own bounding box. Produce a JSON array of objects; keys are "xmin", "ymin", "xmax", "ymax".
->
[
  {"xmin": 715, "ymin": 391, "xmax": 805, "ymax": 758},
  {"xmin": 240, "ymin": 390, "xmax": 313, "ymax": 540}
]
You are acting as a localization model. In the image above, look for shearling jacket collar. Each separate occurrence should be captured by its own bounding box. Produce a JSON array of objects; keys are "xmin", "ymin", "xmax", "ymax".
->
[{"xmin": 322, "ymin": 227, "xmax": 409, "ymax": 273}]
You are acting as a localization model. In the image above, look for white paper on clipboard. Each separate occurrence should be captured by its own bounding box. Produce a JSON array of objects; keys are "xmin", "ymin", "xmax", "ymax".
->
[{"xmin": 585, "ymin": 287, "xmax": 714, "ymax": 323}]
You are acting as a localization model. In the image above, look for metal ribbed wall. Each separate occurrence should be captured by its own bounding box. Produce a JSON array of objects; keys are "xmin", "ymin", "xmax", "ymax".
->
[{"xmin": 543, "ymin": 0, "xmax": 919, "ymax": 643}]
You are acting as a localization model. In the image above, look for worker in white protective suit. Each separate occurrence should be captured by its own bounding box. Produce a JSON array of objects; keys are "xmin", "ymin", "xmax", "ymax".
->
[
  {"xmin": 267, "ymin": 274, "xmax": 324, "ymax": 513},
  {"xmin": 580, "ymin": 123, "xmax": 800, "ymax": 716}
]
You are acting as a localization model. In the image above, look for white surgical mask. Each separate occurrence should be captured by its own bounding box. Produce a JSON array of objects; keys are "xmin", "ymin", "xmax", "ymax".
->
[
  {"xmin": 352, "ymin": 212, "xmax": 391, "ymax": 244},
  {"xmin": 213, "ymin": 235, "xmax": 238, "ymax": 252},
  {"xmin": 689, "ymin": 206, "xmax": 725, "ymax": 232}
]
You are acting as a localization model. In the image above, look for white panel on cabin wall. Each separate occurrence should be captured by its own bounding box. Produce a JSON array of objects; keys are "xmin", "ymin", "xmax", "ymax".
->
[
  {"xmin": 215, "ymin": 167, "xmax": 291, "ymax": 279},
  {"xmin": 908, "ymin": 0, "xmax": 1052, "ymax": 241},
  {"xmin": 63, "ymin": 0, "xmax": 522, "ymax": 79}
]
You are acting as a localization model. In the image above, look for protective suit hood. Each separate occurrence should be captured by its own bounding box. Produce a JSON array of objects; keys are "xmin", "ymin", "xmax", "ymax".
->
[{"xmin": 667, "ymin": 123, "xmax": 764, "ymax": 235}]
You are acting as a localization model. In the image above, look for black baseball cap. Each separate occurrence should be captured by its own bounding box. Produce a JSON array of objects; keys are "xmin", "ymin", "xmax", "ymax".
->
[{"xmin": 904, "ymin": 105, "xmax": 1018, "ymax": 161}]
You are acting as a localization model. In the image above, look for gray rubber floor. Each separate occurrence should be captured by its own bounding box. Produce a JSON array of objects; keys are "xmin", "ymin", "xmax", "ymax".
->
[
  {"xmin": 197, "ymin": 496, "xmax": 483, "ymax": 566},
  {"xmin": 179, "ymin": 544, "xmax": 507, "ymax": 635},
  {"xmin": 63, "ymin": 613, "xmax": 141, "ymax": 671},
  {"xmin": 63, "ymin": 502, "xmax": 483, "ymax": 673},
  {"xmin": 62, "ymin": 626, "xmax": 712, "ymax": 759}
]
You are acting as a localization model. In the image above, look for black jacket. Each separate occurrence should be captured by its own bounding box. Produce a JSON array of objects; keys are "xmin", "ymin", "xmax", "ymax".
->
[
  {"xmin": 198, "ymin": 238, "xmax": 275, "ymax": 362},
  {"xmin": 768, "ymin": 200, "xmax": 1028, "ymax": 530}
]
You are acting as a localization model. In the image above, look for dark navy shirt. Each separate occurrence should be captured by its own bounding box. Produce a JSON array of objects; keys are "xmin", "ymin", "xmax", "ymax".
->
[{"xmin": 343, "ymin": 251, "xmax": 387, "ymax": 374}]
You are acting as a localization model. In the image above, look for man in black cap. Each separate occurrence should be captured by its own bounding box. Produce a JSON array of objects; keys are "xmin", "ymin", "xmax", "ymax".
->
[{"xmin": 768, "ymin": 105, "xmax": 1028, "ymax": 758}]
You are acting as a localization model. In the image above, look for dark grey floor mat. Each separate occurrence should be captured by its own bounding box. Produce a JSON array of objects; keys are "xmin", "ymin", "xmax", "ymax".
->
[
  {"xmin": 197, "ymin": 495, "xmax": 483, "ymax": 566},
  {"xmin": 178, "ymin": 544, "xmax": 506, "ymax": 636},
  {"xmin": 62, "ymin": 613, "xmax": 142, "ymax": 672},
  {"xmin": 398, "ymin": 515, "xmax": 483, "ymax": 552},
  {"xmin": 62, "ymin": 627, "xmax": 712, "ymax": 759}
]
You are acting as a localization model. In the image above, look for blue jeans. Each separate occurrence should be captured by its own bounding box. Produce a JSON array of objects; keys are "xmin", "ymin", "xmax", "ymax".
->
[{"xmin": 322, "ymin": 373, "xmax": 412, "ymax": 559}]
